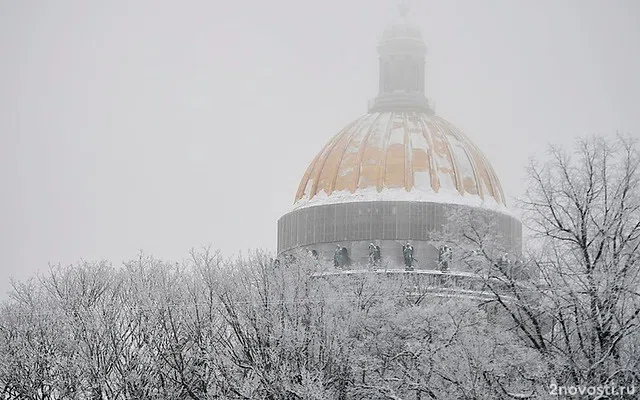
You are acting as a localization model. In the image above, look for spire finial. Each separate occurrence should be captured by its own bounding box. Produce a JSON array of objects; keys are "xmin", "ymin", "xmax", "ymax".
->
[{"xmin": 398, "ymin": 0, "xmax": 410, "ymax": 17}]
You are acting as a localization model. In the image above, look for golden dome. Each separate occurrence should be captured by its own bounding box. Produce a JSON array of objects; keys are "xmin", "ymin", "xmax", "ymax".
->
[{"xmin": 294, "ymin": 111, "xmax": 506, "ymax": 209}]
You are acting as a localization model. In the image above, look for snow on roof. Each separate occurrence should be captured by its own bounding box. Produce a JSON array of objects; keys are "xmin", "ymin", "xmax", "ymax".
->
[{"xmin": 292, "ymin": 186, "xmax": 518, "ymax": 219}]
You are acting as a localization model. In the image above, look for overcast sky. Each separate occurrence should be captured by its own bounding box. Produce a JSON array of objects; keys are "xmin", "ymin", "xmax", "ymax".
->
[{"xmin": 1, "ymin": 0, "xmax": 639, "ymax": 297}]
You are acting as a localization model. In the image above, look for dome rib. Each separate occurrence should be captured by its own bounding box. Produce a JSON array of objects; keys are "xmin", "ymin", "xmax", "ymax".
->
[
  {"xmin": 404, "ymin": 112, "xmax": 414, "ymax": 191},
  {"xmin": 332, "ymin": 118, "xmax": 367, "ymax": 193},
  {"xmin": 435, "ymin": 118, "xmax": 463, "ymax": 193},
  {"xmin": 354, "ymin": 112, "xmax": 385, "ymax": 192},
  {"xmin": 307, "ymin": 120, "xmax": 356, "ymax": 197},
  {"xmin": 377, "ymin": 113, "xmax": 395, "ymax": 191},
  {"xmin": 378, "ymin": 113, "xmax": 404, "ymax": 191},
  {"xmin": 425, "ymin": 118, "xmax": 456, "ymax": 193},
  {"xmin": 444, "ymin": 120, "xmax": 485, "ymax": 199},
  {"xmin": 415, "ymin": 112, "xmax": 438, "ymax": 192},
  {"xmin": 442, "ymin": 119, "xmax": 506, "ymax": 205},
  {"xmin": 460, "ymin": 143, "xmax": 483, "ymax": 198},
  {"xmin": 296, "ymin": 153, "xmax": 319, "ymax": 200}
]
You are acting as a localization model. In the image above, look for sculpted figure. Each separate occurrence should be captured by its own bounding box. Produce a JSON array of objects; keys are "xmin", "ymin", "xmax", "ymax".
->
[
  {"xmin": 402, "ymin": 242, "xmax": 414, "ymax": 270},
  {"xmin": 333, "ymin": 245, "xmax": 342, "ymax": 268},
  {"xmin": 368, "ymin": 243, "xmax": 381, "ymax": 267},
  {"xmin": 334, "ymin": 246, "xmax": 350, "ymax": 268},
  {"xmin": 438, "ymin": 245, "xmax": 452, "ymax": 272},
  {"xmin": 340, "ymin": 246, "xmax": 350, "ymax": 267}
]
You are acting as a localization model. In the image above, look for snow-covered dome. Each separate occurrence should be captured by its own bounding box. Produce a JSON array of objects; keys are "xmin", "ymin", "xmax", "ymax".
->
[
  {"xmin": 278, "ymin": 5, "xmax": 521, "ymax": 263},
  {"xmin": 294, "ymin": 112, "xmax": 506, "ymax": 211}
]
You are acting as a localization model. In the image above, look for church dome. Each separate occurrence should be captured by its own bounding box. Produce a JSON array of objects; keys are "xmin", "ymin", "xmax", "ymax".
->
[
  {"xmin": 278, "ymin": 4, "xmax": 521, "ymax": 262},
  {"xmin": 294, "ymin": 111, "xmax": 507, "ymax": 211}
]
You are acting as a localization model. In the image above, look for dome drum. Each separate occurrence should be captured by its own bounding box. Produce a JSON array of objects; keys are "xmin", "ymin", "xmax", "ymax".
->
[{"xmin": 277, "ymin": 201, "xmax": 522, "ymax": 268}]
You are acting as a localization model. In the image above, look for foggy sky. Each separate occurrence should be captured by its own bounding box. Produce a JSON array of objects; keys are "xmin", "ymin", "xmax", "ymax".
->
[{"xmin": 1, "ymin": 0, "xmax": 639, "ymax": 297}]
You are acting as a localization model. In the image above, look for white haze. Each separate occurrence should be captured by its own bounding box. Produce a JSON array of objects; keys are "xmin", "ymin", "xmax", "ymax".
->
[{"xmin": 1, "ymin": 0, "xmax": 639, "ymax": 297}]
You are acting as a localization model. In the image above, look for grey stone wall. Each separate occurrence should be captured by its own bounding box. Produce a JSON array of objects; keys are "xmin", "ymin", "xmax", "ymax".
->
[{"xmin": 277, "ymin": 201, "xmax": 522, "ymax": 268}]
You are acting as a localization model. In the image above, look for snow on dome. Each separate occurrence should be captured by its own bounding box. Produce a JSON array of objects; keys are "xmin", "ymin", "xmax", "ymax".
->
[{"xmin": 294, "ymin": 111, "xmax": 507, "ymax": 212}]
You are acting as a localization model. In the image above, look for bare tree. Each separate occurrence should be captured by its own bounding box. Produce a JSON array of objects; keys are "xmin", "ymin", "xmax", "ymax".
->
[
  {"xmin": 0, "ymin": 279, "xmax": 62, "ymax": 400},
  {"xmin": 213, "ymin": 250, "xmax": 344, "ymax": 399},
  {"xmin": 460, "ymin": 135, "xmax": 640, "ymax": 390}
]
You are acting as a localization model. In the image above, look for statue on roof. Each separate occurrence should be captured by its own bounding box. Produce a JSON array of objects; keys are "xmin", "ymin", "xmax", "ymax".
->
[
  {"xmin": 334, "ymin": 246, "xmax": 350, "ymax": 268},
  {"xmin": 368, "ymin": 243, "xmax": 382, "ymax": 267},
  {"xmin": 438, "ymin": 245, "xmax": 452, "ymax": 272},
  {"xmin": 341, "ymin": 247, "xmax": 350, "ymax": 267},
  {"xmin": 402, "ymin": 242, "xmax": 415, "ymax": 270}
]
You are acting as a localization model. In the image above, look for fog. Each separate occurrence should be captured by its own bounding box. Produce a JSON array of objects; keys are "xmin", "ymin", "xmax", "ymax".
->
[{"xmin": 1, "ymin": 0, "xmax": 639, "ymax": 297}]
